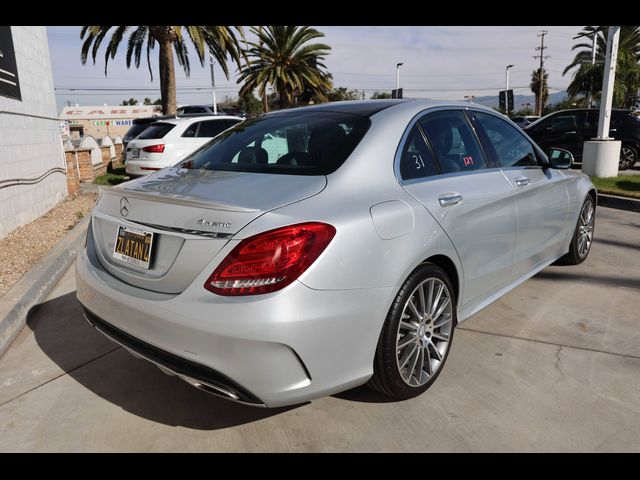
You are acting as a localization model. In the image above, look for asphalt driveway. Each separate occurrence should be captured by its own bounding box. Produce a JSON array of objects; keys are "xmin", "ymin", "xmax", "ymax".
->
[{"xmin": 0, "ymin": 206, "xmax": 638, "ymax": 452}]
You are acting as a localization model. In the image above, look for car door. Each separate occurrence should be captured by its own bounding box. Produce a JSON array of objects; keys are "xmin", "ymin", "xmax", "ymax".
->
[
  {"xmin": 470, "ymin": 110, "xmax": 571, "ymax": 280},
  {"xmin": 527, "ymin": 111, "xmax": 585, "ymax": 158},
  {"xmin": 399, "ymin": 109, "xmax": 518, "ymax": 305}
]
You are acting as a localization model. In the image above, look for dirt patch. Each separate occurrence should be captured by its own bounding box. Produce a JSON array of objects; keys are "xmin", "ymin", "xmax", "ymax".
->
[{"xmin": 0, "ymin": 193, "xmax": 97, "ymax": 297}]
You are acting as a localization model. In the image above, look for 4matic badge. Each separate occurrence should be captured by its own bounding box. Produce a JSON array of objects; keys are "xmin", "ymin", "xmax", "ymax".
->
[{"xmin": 196, "ymin": 219, "xmax": 232, "ymax": 229}]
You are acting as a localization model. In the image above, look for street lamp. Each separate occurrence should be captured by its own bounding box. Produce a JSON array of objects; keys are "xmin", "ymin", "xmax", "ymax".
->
[
  {"xmin": 396, "ymin": 62, "xmax": 404, "ymax": 90},
  {"xmin": 505, "ymin": 64, "xmax": 514, "ymax": 93}
]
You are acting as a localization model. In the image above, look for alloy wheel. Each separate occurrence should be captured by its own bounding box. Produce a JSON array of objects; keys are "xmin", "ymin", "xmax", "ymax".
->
[
  {"xmin": 577, "ymin": 200, "xmax": 595, "ymax": 259},
  {"xmin": 395, "ymin": 277, "xmax": 453, "ymax": 387},
  {"xmin": 619, "ymin": 146, "xmax": 637, "ymax": 169}
]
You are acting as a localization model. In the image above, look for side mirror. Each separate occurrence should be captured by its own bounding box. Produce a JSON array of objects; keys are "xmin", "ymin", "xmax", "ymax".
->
[{"xmin": 548, "ymin": 148, "xmax": 573, "ymax": 169}]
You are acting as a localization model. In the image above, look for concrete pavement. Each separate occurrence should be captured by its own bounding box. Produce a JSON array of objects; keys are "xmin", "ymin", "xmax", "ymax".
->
[{"xmin": 0, "ymin": 206, "xmax": 639, "ymax": 452}]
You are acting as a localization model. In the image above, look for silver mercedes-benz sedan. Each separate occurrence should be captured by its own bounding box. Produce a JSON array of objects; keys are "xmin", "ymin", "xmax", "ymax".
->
[{"xmin": 76, "ymin": 99, "xmax": 596, "ymax": 407}]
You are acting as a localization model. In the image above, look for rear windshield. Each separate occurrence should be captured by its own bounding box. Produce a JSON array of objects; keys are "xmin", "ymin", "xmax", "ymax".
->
[
  {"xmin": 123, "ymin": 124, "xmax": 148, "ymax": 142},
  {"xmin": 137, "ymin": 122, "xmax": 175, "ymax": 140},
  {"xmin": 176, "ymin": 111, "xmax": 371, "ymax": 175}
]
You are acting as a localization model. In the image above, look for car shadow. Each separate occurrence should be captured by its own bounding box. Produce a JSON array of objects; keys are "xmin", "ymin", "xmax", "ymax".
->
[
  {"xmin": 29, "ymin": 292, "xmax": 303, "ymax": 430},
  {"xmin": 331, "ymin": 385, "xmax": 399, "ymax": 404}
]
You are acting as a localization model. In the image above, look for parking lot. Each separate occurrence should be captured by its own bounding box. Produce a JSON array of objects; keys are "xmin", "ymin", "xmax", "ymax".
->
[{"xmin": 0, "ymin": 205, "xmax": 638, "ymax": 452}]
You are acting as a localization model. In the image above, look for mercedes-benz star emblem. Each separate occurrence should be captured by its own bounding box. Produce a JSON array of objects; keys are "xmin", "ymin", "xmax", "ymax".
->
[{"xmin": 120, "ymin": 197, "xmax": 130, "ymax": 217}]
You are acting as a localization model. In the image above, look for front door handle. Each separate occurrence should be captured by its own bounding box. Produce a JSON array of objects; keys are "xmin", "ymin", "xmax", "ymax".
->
[
  {"xmin": 565, "ymin": 131, "xmax": 577, "ymax": 135},
  {"xmin": 438, "ymin": 193, "xmax": 463, "ymax": 207},
  {"xmin": 514, "ymin": 176, "xmax": 531, "ymax": 187}
]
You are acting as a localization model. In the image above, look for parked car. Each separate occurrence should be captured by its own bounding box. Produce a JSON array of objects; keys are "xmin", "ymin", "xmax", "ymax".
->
[
  {"xmin": 77, "ymin": 100, "xmax": 596, "ymax": 408},
  {"xmin": 121, "ymin": 115, "xmax": 174, "ymax": 163},
  {"xmin": 511, "ymin": 115, "xmax": 539, "ymax": 129},
  {"xmin": 221, "ymin": 107, "xmax": 248, "ymax": 118},
  {"xmin": 124, "ymin": 115, "xmax": 243, "ymax": 176},
  {"xmin": 525, "ymin": 108, "xmax": 640, "ymax": 170},
  {"xmin": 176, "ymin": 104, "xmax": 228, "ymax": 115}
]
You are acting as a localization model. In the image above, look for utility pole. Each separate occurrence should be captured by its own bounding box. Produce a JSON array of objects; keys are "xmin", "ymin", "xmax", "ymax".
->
[
  {"xmin": 362, "ymin": 91, "xmax": 365, "ymax": 101},
  {"xmin": 533, "ymin": 30, "xmax": 550, "ymax": 116}
]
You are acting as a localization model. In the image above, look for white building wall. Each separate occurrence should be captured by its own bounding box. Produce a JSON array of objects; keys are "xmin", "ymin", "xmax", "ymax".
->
[{"xmin": 0, "ymin": 26, "xmax": 67, "ymax": 238}]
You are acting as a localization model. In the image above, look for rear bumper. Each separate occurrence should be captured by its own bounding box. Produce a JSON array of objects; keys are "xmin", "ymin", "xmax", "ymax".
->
[
  {"xmin": 125, "ymin": 159, "xmax": 165, "ymax": 176},
  {"xmin": 75, "ymin": 239, "xmax": 396, "ymax": 407}
]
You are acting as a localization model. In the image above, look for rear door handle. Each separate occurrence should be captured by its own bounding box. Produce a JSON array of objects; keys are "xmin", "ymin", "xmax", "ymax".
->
[
  {"xmin": 438, "ymin": 193, "xmax": 463, "ymax": 207},
  {"xmin": 514, "ymin": 176, "xmax": 531, "ymax": 187},
  {"xmin": 565, "ymin": 131, "xmax": 577, "ymax": 134}
]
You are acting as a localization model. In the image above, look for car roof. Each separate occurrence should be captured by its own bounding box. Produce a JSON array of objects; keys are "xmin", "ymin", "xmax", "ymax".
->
[
  {"xmin": 151, "ymin": 115, "xmax": 244, "ymax": 126},
  {"xmin": 265, "ymin": 99, "xmax": 500, "ymax": 118}
]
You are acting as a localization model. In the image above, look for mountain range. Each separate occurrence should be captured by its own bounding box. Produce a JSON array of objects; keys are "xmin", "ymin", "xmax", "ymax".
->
[{"xmin": 470, "ymin": 91, "xmax": 567, "ymax": 110}]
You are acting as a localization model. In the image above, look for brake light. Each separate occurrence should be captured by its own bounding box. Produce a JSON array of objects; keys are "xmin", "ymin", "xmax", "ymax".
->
[
  {"xmin": 205, "ymin": 222, "xmax": 336, "ymax": 296},
  {"xmin": 142, "ymin": 144, "xmax": 165, "ymax": 153}
]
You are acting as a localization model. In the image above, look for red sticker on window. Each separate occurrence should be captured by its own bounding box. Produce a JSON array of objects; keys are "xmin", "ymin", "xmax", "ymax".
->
[{"xmin": 463, "ymin": 156, "xmax": 474, "ymax": 166}]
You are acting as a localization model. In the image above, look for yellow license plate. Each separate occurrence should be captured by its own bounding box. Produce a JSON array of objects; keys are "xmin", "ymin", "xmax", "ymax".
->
[{"xmin": 112, "ymin": 225, "xmax": 154, "ymax": 269}]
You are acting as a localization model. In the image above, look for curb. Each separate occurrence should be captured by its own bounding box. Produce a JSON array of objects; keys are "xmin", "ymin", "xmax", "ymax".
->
[
  {"xmin": 598, "ymin": 193, "xmax": 640, "ymax": 213},
  {"xmin": 0, "ymin": 217, "xmax": 89, "ymax": 359}
]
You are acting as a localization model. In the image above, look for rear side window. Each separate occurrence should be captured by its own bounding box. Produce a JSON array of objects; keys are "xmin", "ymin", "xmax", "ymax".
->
[
  {"xmin": 196, "ymin": 119, "xmax": 240, "ymax": 138},
  {"xmin": 399, "ymin": 125, "xmax": 438, "ymax": 180},
  {"xmin": 419, "ymin": 110, "xmax": 487, "ymax": 173},
  {"xmin": 177, "ymin": 112, "xmax": 370, "ymax": 175},
  {"xmin": 137, "ymin": 123, "xmax": 175, "ymax": 140},
  {"xmin": 472, "ymin": 111, "xmax": 539, "ymax": 168},
  {"xmin": 182, "ymin": 122, "xmax": 198, "ymax": 138}
]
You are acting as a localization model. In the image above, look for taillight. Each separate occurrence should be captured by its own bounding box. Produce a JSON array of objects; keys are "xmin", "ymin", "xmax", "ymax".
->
[
  {"xmin": 205, "ymin": 222, "xmax": 336, "ymax": 296},
  {"xmin": 142, "ymin": 144, "xmax": 165, "ymax": 153}
]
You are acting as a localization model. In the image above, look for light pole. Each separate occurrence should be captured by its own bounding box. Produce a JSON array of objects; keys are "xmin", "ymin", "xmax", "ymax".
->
[
  {"xmin": 505, "ymin": 64, "xmax": 514, "ymax": 93},
  {"xmin": 209, "ymin": 52, "xmax": 217, "ymax": 114},
  {"xmin": 396, "ymin": 62, "xmax": 404, "ymax": 91}
]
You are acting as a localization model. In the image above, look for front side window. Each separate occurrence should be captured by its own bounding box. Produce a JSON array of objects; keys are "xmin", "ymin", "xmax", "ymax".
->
[
  {"xmin": 472, "ymin": 111, "xmax": 538, "ymax": 168},
  {"xmin": 418, "ymin": 110, "xmax": 487, "ymax": 173},
  {"xmin": 137, "ymin": 123, "xmax": 175, "ymax": 140},
  {"xmin": 177, "ymin": 112, "xmax": 370, "ymax": 175},
  {"xmin": 399, "ymin": 125, "xmax": 438, "ymax": 180}
]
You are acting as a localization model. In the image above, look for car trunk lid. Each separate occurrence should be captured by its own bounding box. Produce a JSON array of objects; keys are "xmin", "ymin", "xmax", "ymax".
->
[{"xmin": 91, "ymin": 168, "xmax": 327, "ymax": 293}]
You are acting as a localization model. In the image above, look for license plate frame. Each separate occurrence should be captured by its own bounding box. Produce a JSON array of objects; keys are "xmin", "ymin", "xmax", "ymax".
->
[
  {"xmin": 112, "ymin": 225, "xmax": 154, "ymax": 269},
  {"xmin": 129, "ymin": 148, "xmax": 139, "ymax": 159}
]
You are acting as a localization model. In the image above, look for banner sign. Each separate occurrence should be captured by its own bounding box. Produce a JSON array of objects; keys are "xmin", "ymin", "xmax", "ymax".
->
[{"xmin": 0, "ymin": 26, "xmax": 22, "ymax": 101}]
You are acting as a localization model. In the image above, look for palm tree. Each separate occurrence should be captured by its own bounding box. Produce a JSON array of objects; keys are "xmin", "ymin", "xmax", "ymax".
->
[
  {"xmin": 237, "ymin": 26, "xmax": 332, "ymax": 110},
  {"xmin": 530, "ymin": 68, "xmax": 549, "ymax": 115},
  {"xmin": 80, "ymin": 26, "xmax": 244, "ymax": 115},
  {"xmin": 564, "ymin": 26, "xmax": 640, "ymax": 108}
]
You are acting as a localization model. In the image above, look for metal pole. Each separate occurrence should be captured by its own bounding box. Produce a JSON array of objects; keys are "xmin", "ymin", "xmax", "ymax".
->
[
  {"xmin": 209, "ymin": 53, "xmax": 217, "ymax": 115},
  {"xmin": 596, "ymin": 26, "xmax": 620, "ymax": 140},
  {"xmin": 537, "ymin": 32, "xmax": 547, "ymax": 116},
  {"xmin": 396, "ymin": 62, "xmax": 403, "ymax": 91}
]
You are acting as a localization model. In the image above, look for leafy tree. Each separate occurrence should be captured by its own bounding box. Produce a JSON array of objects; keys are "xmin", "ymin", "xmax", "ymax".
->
[
  {"xmin": 530, "ymin": 68, "xmax": 549, "ymax": 115},
  {"xmin": 143, "ymin": 97, "xmax": 152, "ymax": 105},
  {"xmin": 152, "ymin": 98, "xmax": 162, "ymax": 106},
  {"xmin": 326, "ymin": 87, "xmax": 361, "ymax": 102},
  {"xmin": 564, "ymin": 26, "xmax": 640, "ymax": 108},
  {"xmin": 372, "ymin": 91, "xmax": 392, "ymax": 99},
  {"xmin": 237, "ymin": 91, "xmax": 263, "ymax": 117},
  {"xmin": 120, "ymin": 98, "xmax": 138, "ymax": 106},
  {"xmin": 237, "ymin": 26, "xmax": 332, "ymax": 109},
  {"xmin": 80, "ymin": 26, "xmax": 244, "ymax": 115}
]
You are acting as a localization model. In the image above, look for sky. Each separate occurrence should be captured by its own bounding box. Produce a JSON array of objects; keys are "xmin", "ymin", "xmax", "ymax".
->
[{"xmin": 47, "ymin": 26, "xmax": 585, "ymax": 111}]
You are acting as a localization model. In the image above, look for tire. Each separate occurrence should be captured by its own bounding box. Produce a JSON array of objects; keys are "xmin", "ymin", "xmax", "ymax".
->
[
  {"xmin": 558, "ymin": 196, "xmax": 596, "ymax": 265},
  {"xmin": 368, "ymin": 263, "xmax": 457, "ymax": 400},
  {"xmin": 618, "ymin": 144, "xmax": 638, "ymax": 170}
]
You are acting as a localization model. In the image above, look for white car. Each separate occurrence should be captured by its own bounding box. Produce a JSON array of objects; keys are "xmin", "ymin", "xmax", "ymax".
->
[{"xmin": 125, "ymin": 115, "xmax": 243, "ymax": 176}]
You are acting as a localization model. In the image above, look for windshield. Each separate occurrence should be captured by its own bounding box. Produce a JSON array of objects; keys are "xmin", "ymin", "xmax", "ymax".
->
[
  {"xmin": 123, "ymin": 124, "xmax": 149, "ymax": 142},
  {"xmin": 176, "ymin": 111, "xmax": 371, "ymax": 175}
]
